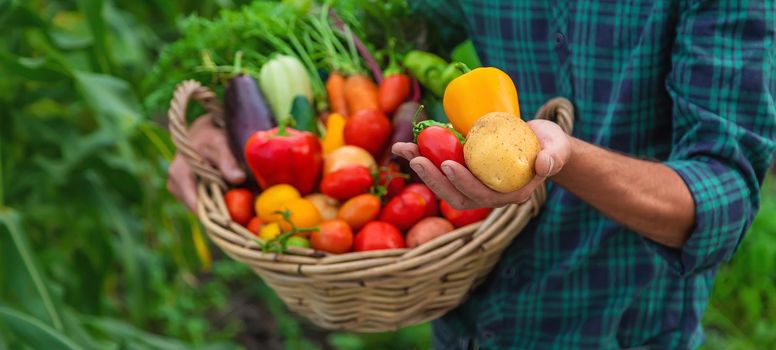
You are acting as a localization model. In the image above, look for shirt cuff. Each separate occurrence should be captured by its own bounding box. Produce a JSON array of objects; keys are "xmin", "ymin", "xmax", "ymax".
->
[{"xmin": 650, "ymin": 159, "xmax": 752, "ymax": 275}]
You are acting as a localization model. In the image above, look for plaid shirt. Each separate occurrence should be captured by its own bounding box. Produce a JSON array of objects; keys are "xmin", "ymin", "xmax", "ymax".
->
[{"xmin": 413, "ymin": 0, "xmax": 776, "ymax": 349}]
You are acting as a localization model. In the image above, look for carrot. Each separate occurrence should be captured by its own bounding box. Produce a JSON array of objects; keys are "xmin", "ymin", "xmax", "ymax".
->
[
  {"xmin": 326, "ymin": 72, "xmax": 349, "ymax": 117},
  {"xmin": 345, "ymin": 74, "xmax": 379, "ymax": 114}
]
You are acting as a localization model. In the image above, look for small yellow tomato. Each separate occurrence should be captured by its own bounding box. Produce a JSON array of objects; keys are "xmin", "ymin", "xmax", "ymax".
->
[
  {"xmin": 255, "ymin": 184, "xmax": 301, "ymax": 222},
  {"xmin": 273, "ymin": 198, "xmax": 322, "ymax": 231},
  {"xmin": 259, "ymin": 222, "xmax": 281, "ymax": 241}
]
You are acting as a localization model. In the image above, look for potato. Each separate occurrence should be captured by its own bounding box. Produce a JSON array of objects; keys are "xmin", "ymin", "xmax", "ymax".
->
[
  {"xmin": 406, "ymin": 217, "xmax": 455, "ymax": 248},
  {"xmin": 463, "ymin": 112, "xmax": 541, "ymax": 193}
]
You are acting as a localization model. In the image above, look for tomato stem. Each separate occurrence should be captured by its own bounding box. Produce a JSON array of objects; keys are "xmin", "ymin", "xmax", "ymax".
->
[{"xmin": 412, "ymin": 104, "xmax": 425, "ymax": 124}]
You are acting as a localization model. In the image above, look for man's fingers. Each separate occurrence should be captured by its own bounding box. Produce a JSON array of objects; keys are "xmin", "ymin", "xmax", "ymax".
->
[
  {"xmin": 199, "ymin": 133, "xmax": 246, "ymax": 184},
  {"xmin": 392, "ymin": 142, "xmax": 420, "ymax": 161},
  {"xmin": 213, "ymin": 144, "xmax": 246, "ymax": 184},
  {"xmin": 527, "ymin": 119, "xmax": 571, "ymax": 178},
  {"xmin": 408, "ymin": 157, "xmax": 470, "ymax": 208},
  {"xmin": 440, "ymin": 160, "xmax": 505, "ymax": 208},
  {"xmin": 534, "ymin": 151, "xmax": 557, "ymax": 178},
  {"xmin": 168, "ymin": 156, "xmax": 197, "ymax": 212}
]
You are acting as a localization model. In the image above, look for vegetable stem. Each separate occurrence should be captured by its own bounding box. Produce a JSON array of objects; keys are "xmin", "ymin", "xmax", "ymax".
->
[
  {"xmin": 329, "ymin": 8, "xmax": 382, "ymax": 83},
  {"xmin": 234, "ymin": 51, "xmax": 243, "ymax": 74},
  {"xmin": 412, "ymin": 105, "xmax": 425, "ymax": 124},
  {"xmin": 453, "ymin": 62, "xmax": 471, "ymax": 73}
]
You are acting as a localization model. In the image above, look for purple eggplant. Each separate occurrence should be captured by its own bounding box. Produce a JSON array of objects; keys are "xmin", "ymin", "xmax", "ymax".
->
[
  {"xmin": 385, "ymin": 101, "xmax": 427, "ymax": 182},
  {"xmin": 223, "ymin": 73, "xmax": 275, "ymax": 166},
  {"xmin": 389, "ymin": 101, "xmax": 427, "ymax": 150}
]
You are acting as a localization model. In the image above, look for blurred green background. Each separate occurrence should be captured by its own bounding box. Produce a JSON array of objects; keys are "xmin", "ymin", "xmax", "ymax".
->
[{"xmin": 0, "ymin": 1, "xmax": 773, "ymax": 349}]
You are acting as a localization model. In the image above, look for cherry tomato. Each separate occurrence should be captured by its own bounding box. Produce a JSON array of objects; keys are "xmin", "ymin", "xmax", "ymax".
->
[
  {"xmin": 287, "ymin": 236, "xmax": 311, "ymax": 249},
  {"xmin": 320, "ymin": 165, "xmax": 374, "ymax": 201},
  {"xmin": 224, "ymin": 188, "xmax": 255, "ymax": 226},
  {"xmin": 344, "ymin": 109, "xmax": 392, "ymax": 158},
  {"xmin": 440, "ymin": 200, "xmax": 492, "ymax": 228},
  {"xmin": 417, "ymin": 125, "xmax": 465, "ymax": 170},
  {"xmin": 354, "ymin": 221, "xmax": 406, "ymax": 252},
  {"xmin": 403, "ymin": 184, "xmax": 438, "ymax": 217},
  {"xmin": 379, "ymin": 191, "xmax": 427, "ymax": 231},
  {"xmin": 259, "ymin": 222, "xmax": 282, "ymax": 241},
  {"xmin": 311, "ymin": 220, "xmax": 353, "ymax": 254},
  {"xmin": 337, "ymin": 194, "xmax": 381, "ymax": 231},
  {"xmin": 378, "ymin": 162, "xmax": 406, "ymax": 199},
  {"xmin": 272, "ymin": 198, "xmax": 322, "ymax": 231},
  {"xmin": 246, "ymin": 217, "xmax": 262, "ymax": 236}
]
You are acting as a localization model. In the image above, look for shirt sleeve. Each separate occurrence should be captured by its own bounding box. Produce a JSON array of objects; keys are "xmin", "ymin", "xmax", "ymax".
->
[{"xmin": 658, "ymin": 0, "xmax": 776, "ymax": 275}]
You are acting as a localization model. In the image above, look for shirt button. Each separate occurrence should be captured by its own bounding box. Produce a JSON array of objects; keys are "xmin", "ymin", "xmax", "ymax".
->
[
  {"xmin": 554, "ymin": 31, "xmax": 567, "ymax": 46},
  {"xmin": 502, "ymin": 266, "xmax": 516, "ymax": 278}
]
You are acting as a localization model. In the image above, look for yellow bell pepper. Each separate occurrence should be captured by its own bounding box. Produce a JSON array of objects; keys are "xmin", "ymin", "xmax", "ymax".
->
[
  {"xmin": 442, "ymin": 66, "xmax": 521, "ymax": 137},
  {"xmin": 321, "ymin": 113, "xmax": 346, "ymax": 155}
]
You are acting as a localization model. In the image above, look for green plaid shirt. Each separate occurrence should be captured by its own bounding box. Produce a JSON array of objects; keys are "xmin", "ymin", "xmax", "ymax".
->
[{"xmin": 413, "ymin": 0, "xmax": 776, "ymax": 349}]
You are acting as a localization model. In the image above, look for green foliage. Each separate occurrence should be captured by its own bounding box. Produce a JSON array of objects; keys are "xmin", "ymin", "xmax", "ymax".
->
[
  {"xmin": 0, "ymin": 0, "xmax": 250, "ymax": 348},
  {"xmin": 701, "ymin": 178, "xmax": 776, "ymax": 350}
]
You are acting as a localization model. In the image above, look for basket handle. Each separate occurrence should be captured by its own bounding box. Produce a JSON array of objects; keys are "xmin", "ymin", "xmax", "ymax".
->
[
  {"xmin": 533, "ymin": 97, "xmax": 575, "ymax": 135},
  {"xmin": 536, "ymin": 97, "xmax": 574, "ymax": 135},
  {"xmin": 167, "ymin": 79, "xmax": 227, "ymax": 189}
]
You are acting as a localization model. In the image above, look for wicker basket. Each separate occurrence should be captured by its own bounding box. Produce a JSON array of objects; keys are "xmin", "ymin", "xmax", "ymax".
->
[{"xmin": 168, "ymin": 79, "xmax": 574, "ymax": 332}]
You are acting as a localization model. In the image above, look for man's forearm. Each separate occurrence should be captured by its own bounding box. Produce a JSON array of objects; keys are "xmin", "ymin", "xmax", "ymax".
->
[{"xmin": 551, "ymin": 137, "xmax": 695, "ymax": 248}]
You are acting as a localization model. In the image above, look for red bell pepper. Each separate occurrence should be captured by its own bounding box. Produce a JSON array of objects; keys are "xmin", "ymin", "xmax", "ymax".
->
[{"xmin": 244, "ymin": 123, "xmax": 322, "ymax": 195}]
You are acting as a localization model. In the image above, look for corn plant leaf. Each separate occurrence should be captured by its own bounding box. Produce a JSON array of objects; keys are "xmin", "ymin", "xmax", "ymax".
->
[
  {"xmin": 0, "ymin": 209, "xmax": 62, "ymax": 331},
  {"xmin": 0, "ymin": 307, "xmax": 81, "ymax": 350}
]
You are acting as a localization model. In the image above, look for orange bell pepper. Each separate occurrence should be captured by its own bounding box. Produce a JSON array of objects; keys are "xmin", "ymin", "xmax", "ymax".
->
[{"xmin": 442, "ymin": 65, "xmax": 521, "ymax": 137}]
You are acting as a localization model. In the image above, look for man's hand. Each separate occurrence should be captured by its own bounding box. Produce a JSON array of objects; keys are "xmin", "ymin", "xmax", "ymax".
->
[
  {"xmin": 167, "ymin": 116, "xmax": 246, "ymax": 211},
  {"xmin": 392, "ymin": 119, "xmax": 571, "ymax": 209}
]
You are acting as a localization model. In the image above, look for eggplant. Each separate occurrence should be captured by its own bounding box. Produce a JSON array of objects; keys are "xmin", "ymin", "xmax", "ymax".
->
[
  {"xmin": 385, "ymin": 101, "xmax": 428, "ymax": 182},
  {"xmin": 223, "ymin": 73, "xmax": 275, "ymax": 166},
  {"xmin": 390, "ymin": 101, "xmax": 427, "ymax": 148}
]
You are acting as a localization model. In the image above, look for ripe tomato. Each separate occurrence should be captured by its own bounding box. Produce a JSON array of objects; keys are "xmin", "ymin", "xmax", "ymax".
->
[
  {"xmin": 403, "ymin": 184, "xmax": 438, "ymax": 217},
  {"xmin": 344, "ymin": 109, "xmax": 392, "ymax": 158},
  {"xmin": 224, "ymin": 188, "xmax": 255, "ymax": 226},
  {"xmin": 320, "ymin": 165, "xmax": 374, "ymax": 201},
  {"xmin": 440, "ymin": 200, "xmax": 492, "ymax": 228},
  {"xmin": 379, "ymin": 191, "xmax": 427, "ymax": 231},
  {"xmin": 246, "ymin": 217, "xmax": 262, "ymax": 236},
  {"xmin": 255, "ymin": 184, "xmax": 301, "ymax": 222},
  {"xmin": 416, "ymin": 124, "xmax": 465, "ymax": 171},
  {"xmin": 337, "ymin": 194, "xmax": 381, "ymax": 231},
  {"xmin": 378, "ymin": 162, "xmax": 406, "ymax": 199},
  {"xmin": 311, "ymin": 220, "xmax": 354, "ymax": 254},
  {"xmin": 273, "ymin": 198, "xmax": 322, "ymax": 231},
  {"xmin": 354, "ymin": 221, "xmax": 405, "ymax": 252}
]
